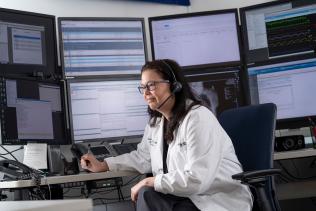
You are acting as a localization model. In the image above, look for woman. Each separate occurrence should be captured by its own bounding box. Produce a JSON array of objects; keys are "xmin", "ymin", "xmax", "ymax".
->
[{"xmin": 81, "ymin": 59, "xmax": 253, "ymax": 211}]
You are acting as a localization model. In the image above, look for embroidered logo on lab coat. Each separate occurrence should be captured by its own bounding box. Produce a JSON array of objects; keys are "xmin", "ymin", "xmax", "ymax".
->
[
  {"xmin": 178, "ymin": 141, "xmax": 187, "ymax": 152},
  {"xmin": 148, "ymin": 138, "xmax": 157, "ymax": 146}
]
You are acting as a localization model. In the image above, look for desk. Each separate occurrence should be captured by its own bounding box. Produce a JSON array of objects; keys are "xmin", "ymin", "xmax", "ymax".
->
[
  {"xmin": 274, "ymin": 148, "xmax": 316, "ymax": 201},
  {"xmin": 0, "ymin": 199, "xmax": 93, "ymax": 211},
  {"xmin": 274, "ymin": 148, "xmax": 316, "ymax": 160},
  {"xmin": 0, "ymin": 170, "xmax": 138, "ymax": 189}
]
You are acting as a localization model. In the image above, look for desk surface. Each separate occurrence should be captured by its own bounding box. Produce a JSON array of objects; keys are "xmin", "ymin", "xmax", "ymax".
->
[
  {"xmin": 274, "ymin": 148, "xmax": 316, "ymax": 160},
  {"xmin": 0, "ymin": 199, "xmax": 93, "ymax": 211},
  {"xmin": 2, "ymin": 149, "xmax": 316, "ymax": 189},
  {"xmin": 0, "ymin": 170, "xmax": 138, "ymax": 189}
]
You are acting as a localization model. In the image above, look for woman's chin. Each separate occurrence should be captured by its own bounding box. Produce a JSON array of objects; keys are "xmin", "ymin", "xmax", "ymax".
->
[{"xmin": 148, "ymin": 103, "xmax": 158, "ymax": 110}]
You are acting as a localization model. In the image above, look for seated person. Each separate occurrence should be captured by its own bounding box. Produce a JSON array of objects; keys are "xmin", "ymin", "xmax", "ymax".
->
[{"xmin": 81, "ymin": 59, "xmax": 253, "ymax": 211}]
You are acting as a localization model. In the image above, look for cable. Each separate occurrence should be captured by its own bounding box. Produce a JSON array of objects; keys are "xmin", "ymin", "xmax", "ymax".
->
[
  {"xmin": 48, "ymin": 184, "xmax": 51, "ymax": 200},
  {"xmin": 0, "ymin": 146, "xmax": 23, "ymax": 156},
  {"xmin": 32, "ymin": 172, "xmax": 45, "ymax": 200},
  {"xmin": 0, "ymin": 145, "xmax": 18, "ymax": 161},
  {"xmin": 122, "ymin": 174, "xmax": 143, "ymax": 186},
  {"xmin": 0, "ymin": 155, "xmax": 8, "ymax": 160},
  {"xmin": 116, "ymin": 185, "xmax": 124, "ymax": 201},
  {"xmin": 89, "ymin": 187, "xmax": 119, "ymax": 195}
]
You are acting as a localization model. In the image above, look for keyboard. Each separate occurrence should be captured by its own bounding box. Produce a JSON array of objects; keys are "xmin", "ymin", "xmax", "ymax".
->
[
  {"xmin": 89, "ymin": 145, "xmax": 114, "ymax": 161},
  {"xmin": 112, "ymin": 143, "xmax": 138, "ymax": 155}
]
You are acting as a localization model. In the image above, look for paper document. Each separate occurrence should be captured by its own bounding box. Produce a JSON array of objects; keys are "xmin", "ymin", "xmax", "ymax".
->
[{"xmin": 23, "ymin": 143, "xmax": 48, "ymax": 169}]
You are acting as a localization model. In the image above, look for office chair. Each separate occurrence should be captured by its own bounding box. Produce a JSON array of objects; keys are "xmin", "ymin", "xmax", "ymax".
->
[{"xmin": 218, "ymin": 103, "xmax": 281, "ymax": 211}]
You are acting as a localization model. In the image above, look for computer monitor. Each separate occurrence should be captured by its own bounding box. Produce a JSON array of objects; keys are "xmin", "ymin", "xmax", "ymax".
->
[
  {"xmin": 247, "ymin": 57, "xmax": 316, "ymax": 129},
  {"xmin": 67, "ymin": 78, "xmax": 148, "ymax": 143},
  {"xmin": 58, "ymin": 18, "xmax": 147, "ymax": 77},
  {"xmin": 186, "ymin": 68, "xmax": 245, "ymax": 116},
  {"xmin": 149, "ymin": 9, "xmax": 241, "ymax": 69},
  {"xmin": 0, "ymin": 8, "xmax": 58, "ymax": 77},
  {"xmin": 240, "ymin": 0, "xmax": 316, "ymax": 64},
  {"xmin": 0, "ymin": 77, "xmax": 68, "ymax": 145}
]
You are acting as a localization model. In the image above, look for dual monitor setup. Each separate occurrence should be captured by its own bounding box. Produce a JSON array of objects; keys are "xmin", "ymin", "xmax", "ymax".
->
[{"xmin": 0, "ymin": 0, "xmax": 316, "ymax": 153}]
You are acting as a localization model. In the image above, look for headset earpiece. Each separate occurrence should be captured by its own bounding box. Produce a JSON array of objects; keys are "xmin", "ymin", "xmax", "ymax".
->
[
  {"xmin": 162, "ymin": 60, "xmax": 182, "ymax": 94},
  {"xmin": 172, "ymin": 81, "xmax": 182, "ymax": 93}
]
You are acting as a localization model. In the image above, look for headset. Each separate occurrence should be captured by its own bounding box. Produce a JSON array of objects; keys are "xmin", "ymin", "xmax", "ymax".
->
[{"xmin": 161, "ymin": 60, "xmax": 182, "ymax": 93}]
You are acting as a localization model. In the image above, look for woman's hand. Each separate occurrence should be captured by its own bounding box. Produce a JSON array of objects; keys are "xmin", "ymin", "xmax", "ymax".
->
[
  {"xmin": 80, "ymin": 153, "xmax": 109, "ymax": 172},
  {"xmin": 131, "ymin": 177, "xmax": 155, "ymax": 202}
]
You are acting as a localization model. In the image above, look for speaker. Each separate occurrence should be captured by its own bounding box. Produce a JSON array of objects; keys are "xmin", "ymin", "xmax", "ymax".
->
[{"xmin": 275, "ymin": 135, "xmax": 305, "ymax": 152}]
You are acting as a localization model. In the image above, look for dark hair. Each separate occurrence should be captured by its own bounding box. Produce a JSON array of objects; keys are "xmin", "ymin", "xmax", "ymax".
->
[{"xmin": 141, "ymin": 59, "xmax": 202, "ymax": 142}]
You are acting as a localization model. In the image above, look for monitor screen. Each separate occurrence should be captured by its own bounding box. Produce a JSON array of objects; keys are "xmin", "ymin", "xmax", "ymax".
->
[
  {"xmin": 67, "ymin": 78, "xmax": 148, "ymax": 143},
  {"xmin": 247, "ymin": 57, "xmax": 316, "ymax": 126},
  {"xmin": 59, "ymin": 18, "xmax": 147, "ymax": 77},
  {"xmin": 149, "ymin": 9, "xmax": 241, "ymax": 69},
  {"xmin": 0, "ymin": 8, "xmax": 58, "ymax": 77},
  {"xmin": 186, "ymin": 68, "xmax": 244, "ymax": 116},
  {"xmin": 0, "ymin": 77, "xmax": 68, "ymax": 145},
  {"xmin": 240, "ymin": 0, "xmax": 316, "ymax": 64}
]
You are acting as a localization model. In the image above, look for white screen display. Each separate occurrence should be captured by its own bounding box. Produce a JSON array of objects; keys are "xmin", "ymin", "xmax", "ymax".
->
[
  {"xmin": 150, "ymin": 12, "xmax": 240, "ymax": 67},
  {"xmin": 69, "ymin": 80, "xmax": 148, "ymax": 142},
  {"xmin": 60, "ymin": 19, "xmax": 146, "ymax": 77},
  {"xmin": 248, "ymin": 58, "xmax": 316, "ymax": 120}
]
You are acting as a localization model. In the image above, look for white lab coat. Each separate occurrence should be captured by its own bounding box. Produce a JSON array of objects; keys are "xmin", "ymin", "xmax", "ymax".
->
[{"xmin": 105, "ymin": 105, "xmax": 253, "ymax": 211}]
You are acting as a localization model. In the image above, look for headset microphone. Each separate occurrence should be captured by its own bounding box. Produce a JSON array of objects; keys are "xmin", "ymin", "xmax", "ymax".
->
[{"xmin": 156, "ymin": 94, "xmax": 173, "ymax": 110}]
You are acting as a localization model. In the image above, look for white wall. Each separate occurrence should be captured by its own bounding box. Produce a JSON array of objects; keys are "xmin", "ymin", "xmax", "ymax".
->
[
  {"xmin": 0, "ymin": 0, "xmax": 273, "ymax": 17},
  {"xmin": 0, "ymin": 0, "xmax": 273, "ymax": 60}
]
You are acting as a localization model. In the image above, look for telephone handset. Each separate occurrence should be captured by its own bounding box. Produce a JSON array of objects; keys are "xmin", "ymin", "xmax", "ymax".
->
[
  {"xmin": 71, "ymin": 144, "xmax": 88, "ymax": 161},
  {"xmin": 70, "ymin": 144, "xmax": 90, "ymax": 171},
  {"xmin": 70, "ymin": 143, "xmax": 117, "ymax": 170},
  {"xmin": 0, "ymin": 159, "xmax": 39, "ymax": 180}
]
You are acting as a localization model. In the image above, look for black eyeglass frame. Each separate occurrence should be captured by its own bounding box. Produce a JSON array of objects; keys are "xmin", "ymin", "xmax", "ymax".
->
[{"xmin": 138, "ymin": 80, "xmax": 170, "ymax": 94}]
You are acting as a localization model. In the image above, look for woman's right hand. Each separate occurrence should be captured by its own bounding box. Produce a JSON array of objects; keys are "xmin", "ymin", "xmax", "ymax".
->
[{"xmin": 80, "ymin": 153, "xmax": 109, "ymax": 172}]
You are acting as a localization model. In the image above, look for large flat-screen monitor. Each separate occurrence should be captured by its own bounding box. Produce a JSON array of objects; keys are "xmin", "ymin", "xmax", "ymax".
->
[
  {"xmin": 186, "ymin": 68, "xmax": 245, "ymax": 116},
  {"xmin": 67, "ymin": 78, "xmax": 148, "ymax": 143},
  {"xmin": 247, "ymin": 57, "xmax": 316, "ymax": 129},
  {"xmin": 0, "ymin": 8, "xmax": 58, "ymax": 77},
  {"xmin": 149, "ymin": 9, "xmax": 241, "ymax": 69},
  {"xmin": 58, "ymin": 18, "xmax": 147, "ymax": 77},
  {"xmin": 240, "ymin": 0, "xmax": 316, "ymax": 64},
  {"xmin": 0, "ymin": 77, "xmax": 68, "ymax": 145}
]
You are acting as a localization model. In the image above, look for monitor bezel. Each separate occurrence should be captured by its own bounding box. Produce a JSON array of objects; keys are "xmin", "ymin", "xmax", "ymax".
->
[
  {"xmin": 245, "ymin": 54, "xmax": 316, "ymax": 130},
  {"xmin": 239, "ymin": 0, "xmax": 316, "ymax": 65},
  {"xmin": 0, "ymin": 7, "xmax": 59, "ymax": 78},
  {"xmin": 148, "ymin": 9, "xmax": 242, "ymax": 70},
  {"xmin": 58, "ymin": 17, "xmax": 148, "ymax": 79},
  {"xmin": 0, "ymin": 75, "xmax": 69, "ymax": 145},
  {"xmin": 66, "ymin": 76, "xmax": 148, "ymax": 145}
]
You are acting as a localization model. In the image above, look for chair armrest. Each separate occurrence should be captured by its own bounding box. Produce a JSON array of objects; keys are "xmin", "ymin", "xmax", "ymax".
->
[{"xmin": 232, "ymin": 168, "xmax": 281, "ymax": 181}]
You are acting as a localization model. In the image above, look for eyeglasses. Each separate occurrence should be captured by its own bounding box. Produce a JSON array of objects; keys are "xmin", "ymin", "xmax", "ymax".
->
[{"xmin": 138, "ymin": 80, "xmax": 170, "ymax": 94}]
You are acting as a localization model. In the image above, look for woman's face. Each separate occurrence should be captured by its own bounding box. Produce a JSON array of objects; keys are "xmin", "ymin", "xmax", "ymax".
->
[{"xmin": 140, "ymin": 69, "xmax": 171, "ymax": 110}]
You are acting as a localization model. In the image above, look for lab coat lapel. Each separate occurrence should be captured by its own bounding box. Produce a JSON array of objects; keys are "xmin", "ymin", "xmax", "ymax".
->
[{"xmin": 152, "ymin": 118, "xmax": 164, "ymax": 173}]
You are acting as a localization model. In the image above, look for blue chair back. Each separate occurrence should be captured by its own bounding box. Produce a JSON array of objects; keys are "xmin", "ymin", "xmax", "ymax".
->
[{"xmin": 218, "ymin": 103, "xmax": 280, "ymax": 211}]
